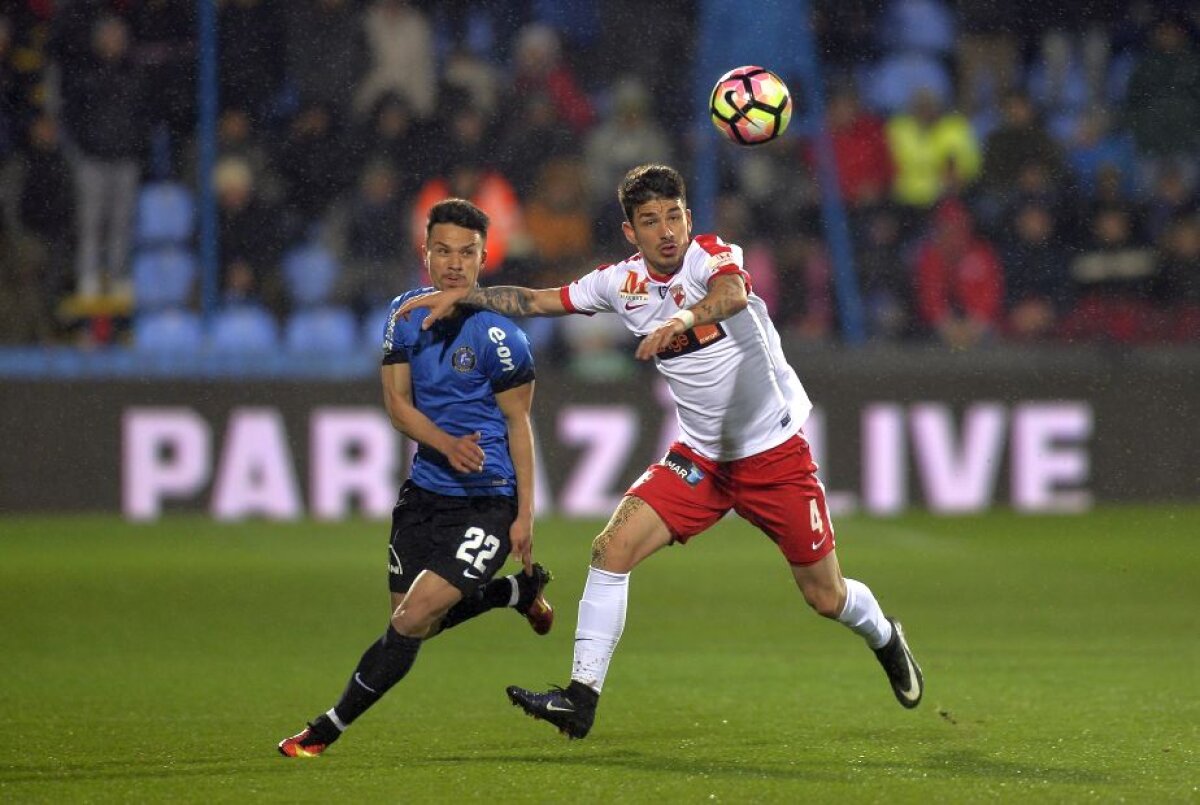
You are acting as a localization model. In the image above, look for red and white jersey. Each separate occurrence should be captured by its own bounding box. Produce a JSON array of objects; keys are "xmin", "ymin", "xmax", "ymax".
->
[{"xmin": 559, "ymin": 234, "xmax": 812, "ymax": 461}]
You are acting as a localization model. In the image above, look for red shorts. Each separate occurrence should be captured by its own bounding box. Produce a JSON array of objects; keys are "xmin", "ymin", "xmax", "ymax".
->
[{"xmin": 627, "ymin": 434, "xmax": 835, "ymax": 565}]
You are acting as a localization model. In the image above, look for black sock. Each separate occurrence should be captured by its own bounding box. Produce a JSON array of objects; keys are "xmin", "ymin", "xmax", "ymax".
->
[
  {"xmin": 435, "ymin": 577, "xmax": 514, "ymax": 634},
  {"xmin": 329, "ymin": 626, "xmax": 422, "ymax": 727},
  {"xmin": 334, "ymin": 634, "xmax": 384, "ymax": 706}
]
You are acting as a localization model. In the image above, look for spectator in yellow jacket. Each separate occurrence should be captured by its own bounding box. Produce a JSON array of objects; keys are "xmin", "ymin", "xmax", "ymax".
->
[{"xmin": 886, "ymin": 87, "xmax": 981, "ymax": 209}]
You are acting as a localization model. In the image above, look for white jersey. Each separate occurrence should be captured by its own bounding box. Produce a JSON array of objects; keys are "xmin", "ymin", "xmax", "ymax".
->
[{"xmin": 560, "ymin": 234, "xmax": 812, "ymax": 461}]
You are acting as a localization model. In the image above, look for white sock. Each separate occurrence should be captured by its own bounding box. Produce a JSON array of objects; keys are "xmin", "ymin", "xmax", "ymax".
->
[
  {"xmin": 837, "ymin": 578, "xmax": 893, "ymax": 650},
  {"xmin": 571, "ymin": 567, "xmax": 629, "ymax": 693},
  {"xmin": 505, "ymin": 575, "xmax": 520, "ymax": 608}
]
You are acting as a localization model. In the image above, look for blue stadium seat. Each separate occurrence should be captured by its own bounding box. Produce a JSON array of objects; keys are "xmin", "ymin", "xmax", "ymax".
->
[
  {"xmin": 1027, "ymin": 58, "xmax": 1090, "ymax": 114},
  {"xmin": 362, "ymin": 303, "xmax": 395, "ymax": 348},
  {"xmin": 208, "ymin": 303, "xmax": 280, "ymax": 353},
  {"xmin": 135, "ymin": 182, "xmax": 195, "ymax": 246},
  {"xmin": 880, "ymin": 0, "xmax": 956, "ymax": 55},
  {"xmin": 864, "ymin": 52, "xmax": 953, "ymax": 113},
  {"xmin": 132, "ymin": 309, "xmax": 204, "ymax": 352},
  {"xmin": 284, "ymin": 306, "xmax": 359, "ymax": 354},
  {"xmin": 132, "ymin": 248, "xmax": 197, "ymax": 311},
  {"xmin": 282, "ymin": 244, "xmax": 340, "ymax": 307}
]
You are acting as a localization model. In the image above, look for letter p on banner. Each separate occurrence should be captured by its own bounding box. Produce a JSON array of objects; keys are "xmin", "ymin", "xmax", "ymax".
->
[{"xmin": 123, "ymin": 408, "xmax": 212, "ymax": 521}]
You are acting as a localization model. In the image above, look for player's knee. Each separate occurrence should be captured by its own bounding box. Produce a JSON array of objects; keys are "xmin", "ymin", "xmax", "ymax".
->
[
  {"xmin": 390, "ymin": 604, "xmax": 438, "ymax": 639},
  {"xmin": 590, "ymin": 531, "xmax": 633, "ymax": 572},
  {"xmin": 802, "ymin": 585, "xmax": 844, "ymax": 619}
]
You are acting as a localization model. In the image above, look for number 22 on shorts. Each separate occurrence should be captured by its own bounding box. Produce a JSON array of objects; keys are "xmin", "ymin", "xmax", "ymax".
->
[{"xmin": 456, "ymin": 526, "xmax": 500, "ymax": 579}]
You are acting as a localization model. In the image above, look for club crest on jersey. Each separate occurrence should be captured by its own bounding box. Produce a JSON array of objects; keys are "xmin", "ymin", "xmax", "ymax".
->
[
  {"xmin": 670, "ymin": 284, "xmax": 685, "ymax": 306},
  {"xmin": 452, "ymin": 346, "xmax": 477, "ymax": 372},
  {"xmin": 619, "ymin": 270, "xmax": 650, "ymax": 301}
]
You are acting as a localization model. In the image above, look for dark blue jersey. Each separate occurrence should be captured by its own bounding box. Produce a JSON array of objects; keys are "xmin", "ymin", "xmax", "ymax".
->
[{"xmin": 382, "ymin": 288, "xmax": 535, "ymax": 497}]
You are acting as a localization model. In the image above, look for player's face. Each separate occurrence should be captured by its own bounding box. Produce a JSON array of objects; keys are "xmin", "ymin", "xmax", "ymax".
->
[
  {"xmin": 424, "ymin": 223, "xmax": 487, "ymax": 290},
  {"xmin": 622, "ymin": 197, "xmax": 692, "ymax": 275}
]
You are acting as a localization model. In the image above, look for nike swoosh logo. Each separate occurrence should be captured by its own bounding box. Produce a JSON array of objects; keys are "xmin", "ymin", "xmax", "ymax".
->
[
  {"xmin": 811, "ymin": 535, "xmax": 828, "ymax": 551},
  {"xmin": 624, "ymin": 302, "xmax": 647, "ymax": 310},
  {"xmin": 544, "ymin": 703, "xmax": 575, "ymax": 712},
  {"xmin": 898, "ymin": 652, "xmax": 921, "ymax": 701},
  {"xmin": 895, "ymin": 628, "xmax": 921, "ymax": 702},
  {"xmin": 463, "ymin": 568, "xmax": 482, "ymax": 580}
]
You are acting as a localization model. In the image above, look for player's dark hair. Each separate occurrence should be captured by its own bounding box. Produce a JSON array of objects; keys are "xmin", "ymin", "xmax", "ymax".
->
[
  {"xmin": 618, "ymin": 164, "xmax": 687, "ymax": 222},
  {"xmin": 426, "ymin": 198, "xmax": 490, "ymax": 240}
]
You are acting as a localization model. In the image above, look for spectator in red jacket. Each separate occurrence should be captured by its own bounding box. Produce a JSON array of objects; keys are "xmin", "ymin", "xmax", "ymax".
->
[
  {"xmin": 914, "ymin": 198, "xmax": 1005, "ymax": 348},
  {"xmin": 807, "ymin": 83, "xmax": 894, "ymax": 209},
  {"xmin": 509, "ymin": 23, "xmax": 595, "ymax": 136}
]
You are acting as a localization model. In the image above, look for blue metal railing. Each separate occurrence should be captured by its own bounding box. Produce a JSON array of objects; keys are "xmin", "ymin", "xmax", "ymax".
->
[
  {"xmin": 693, "ymin": 0, "xmax": 865, "ymax": 344},
  {"xmin": 196, "ymin": 0, "xmax": 219, "ymax": 319}
]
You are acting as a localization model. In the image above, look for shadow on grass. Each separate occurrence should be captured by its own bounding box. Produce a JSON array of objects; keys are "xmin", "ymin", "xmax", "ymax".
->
[
  {"xmin": 417, "ymin": 743, "xmax": 1112, "ymax": 786},
  {"xmin": 0, "ymin": 743, "xmax": 1112, "ymax": 789},
  {"xmin": 0, "ymin": 754, "xmax": 373, "ymax": 786},
  {"xmin": 867, "ymin": 748, "xmax": 1113, "ymax": 785},
  {"xmin": 0, "ymin": 757, "xmax": 246, "ymax": 785}
]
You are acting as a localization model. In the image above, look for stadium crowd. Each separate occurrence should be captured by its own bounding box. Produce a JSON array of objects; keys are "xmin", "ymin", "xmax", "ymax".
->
[{"xmin": 0, "ymin": 0, "xmax": 1198, "ymax": 366}]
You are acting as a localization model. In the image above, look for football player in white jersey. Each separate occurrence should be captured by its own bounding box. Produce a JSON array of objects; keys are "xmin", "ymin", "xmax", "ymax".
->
[{"xmin": 397, "ymin": 164, "xmax": 923, "ymax": 738}]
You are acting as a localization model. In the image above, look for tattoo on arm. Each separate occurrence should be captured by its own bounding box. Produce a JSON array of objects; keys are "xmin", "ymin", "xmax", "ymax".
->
[
  {"xmin": 691, "ymin": 277, "xmax": 746, "ymax": 325},
  {"xmin": 464, "ymin": 286, "xmax": 537, "ymax": 317}
]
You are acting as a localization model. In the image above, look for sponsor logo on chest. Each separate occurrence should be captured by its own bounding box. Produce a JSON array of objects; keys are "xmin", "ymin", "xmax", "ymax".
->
[
  {"xmin": 619, "ymin": 269, "xmax": 681, "ymax": 312},
  {"xmin": 618, "ymin": 270, "xmax": 651, "ymax": 305}
]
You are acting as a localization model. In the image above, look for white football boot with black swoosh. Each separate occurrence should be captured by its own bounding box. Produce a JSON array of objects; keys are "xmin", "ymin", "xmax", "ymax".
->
[{"xmin": 874, "ymin": 617, "xmax": 924, "ymax": 708}]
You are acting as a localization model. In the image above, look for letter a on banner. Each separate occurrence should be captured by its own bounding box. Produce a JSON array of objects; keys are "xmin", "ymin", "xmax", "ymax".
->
[{"xmin": 211, "ymin": 408, "xmax": 303, "ymax": 520}]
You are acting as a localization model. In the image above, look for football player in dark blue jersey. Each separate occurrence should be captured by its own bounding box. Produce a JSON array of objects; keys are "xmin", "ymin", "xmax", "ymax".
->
[{"xmin": 278, "ymin": 199, "xmax": 553, "ymax": 757}]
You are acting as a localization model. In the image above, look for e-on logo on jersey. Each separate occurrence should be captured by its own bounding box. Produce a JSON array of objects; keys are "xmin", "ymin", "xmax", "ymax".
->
[{"xmin": 452, "ymin": 346, "xmax": 477, "ymax": 372}]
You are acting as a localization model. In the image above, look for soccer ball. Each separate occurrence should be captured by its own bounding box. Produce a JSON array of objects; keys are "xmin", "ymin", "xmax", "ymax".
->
[{"xmin": 709, "ymin": 66, "xmax": 793, "ymax": 146}]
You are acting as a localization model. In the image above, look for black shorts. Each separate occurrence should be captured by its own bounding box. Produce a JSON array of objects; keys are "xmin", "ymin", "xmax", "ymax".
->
[{"xmin": 387, "ymin": 481, "xmax": 516, "ymax": 597}]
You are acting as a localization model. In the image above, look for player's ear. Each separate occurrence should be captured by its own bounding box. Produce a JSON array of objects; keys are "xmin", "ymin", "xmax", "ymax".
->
[
  {"xmin": 622, "ymin": 220, "xmax": 637, "ymax": 247},
  {"xmin": 685, "ymin": 208, "xmax": 693, "ymax": 234},
  {"xmin": 479, "ymin": 248, "xmax": 487, "ymax": 274}
]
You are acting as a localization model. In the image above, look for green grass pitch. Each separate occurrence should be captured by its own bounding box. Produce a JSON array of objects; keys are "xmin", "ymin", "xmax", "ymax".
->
[{"xmin": 2, "ymin": 506, "xmax": 1197, "ymax": 802}]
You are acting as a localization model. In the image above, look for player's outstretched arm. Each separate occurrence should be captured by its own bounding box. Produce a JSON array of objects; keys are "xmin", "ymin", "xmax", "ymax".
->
[
  {"xmin": 635, "ymin": 273, "xmax": 749, "ymax": 360},
  {"xmin": 496, "ymin": 380, "xmax": 536, "ymax": 573},
  {"xmin": 381, "ymin": 363, "xmax": 486, "ymax": 473},
  {"xmin": 397, "ymin": 285, "xmax": 570, "ymax": 330}
]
